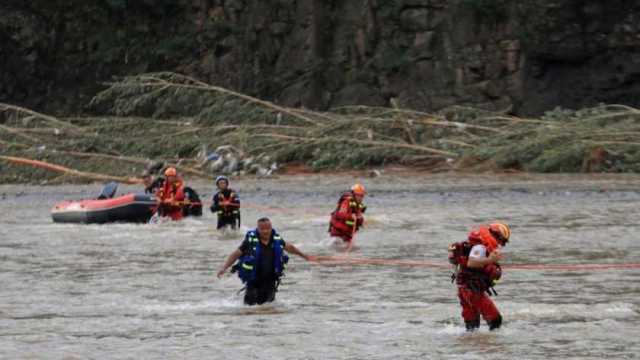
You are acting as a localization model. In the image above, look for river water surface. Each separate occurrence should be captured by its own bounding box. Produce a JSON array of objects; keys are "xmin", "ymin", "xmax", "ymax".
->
[{"xmin": 1, "ymin": 173, "xmax": 639, "ymax": 359}]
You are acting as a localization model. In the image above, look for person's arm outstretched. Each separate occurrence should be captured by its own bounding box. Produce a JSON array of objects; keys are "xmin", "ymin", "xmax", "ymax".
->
[
  {"xmin": 217, "ymin": 249, "xmax": 243, "ymax": 278},
  {"xmin": 284, "ymin": 242, "xmax": 315, "ymax": 261}
]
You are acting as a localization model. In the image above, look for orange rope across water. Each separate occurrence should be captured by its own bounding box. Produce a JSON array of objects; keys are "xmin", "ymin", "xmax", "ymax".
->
[
  {"xmin": 311, "ymin": 256, "xmax": 640, "ymax": 271},
  {"xmin": 313, "ymin": 256, "xmax": 448, "ymax": 268},
  {"xmin": 503, "ymin": 263, "xmax": 640, "ymax": 271}
]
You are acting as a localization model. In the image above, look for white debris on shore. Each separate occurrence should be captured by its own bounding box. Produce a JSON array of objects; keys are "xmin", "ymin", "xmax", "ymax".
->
[{"xmin": 198, "ymin": 145, "xmax": 277, "ymax": 177}]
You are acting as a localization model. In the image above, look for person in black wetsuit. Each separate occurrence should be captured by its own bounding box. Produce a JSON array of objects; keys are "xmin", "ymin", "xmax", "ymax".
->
[
  {"xmin": 182, "ymin": 186, "xmax": 203, "ymax": 217},
  {"xmin": 142, "ymin": 171, "xmax": 164, "ymax": 195},
  {"xmin": 217, "ymin": 218, "xmax": 315, "ymax": 305},
  {"xmin": 210, "ymin": 175, "xmax": 240, "ymax": 229}
]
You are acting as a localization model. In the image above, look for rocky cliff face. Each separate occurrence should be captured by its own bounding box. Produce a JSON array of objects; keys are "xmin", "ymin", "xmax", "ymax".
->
[{"xmin": 2, "ymin": 0, "xmax": 640, "ymax": 115}]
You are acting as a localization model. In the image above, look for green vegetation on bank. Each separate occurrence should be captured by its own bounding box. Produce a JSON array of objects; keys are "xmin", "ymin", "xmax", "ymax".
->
[{"xmin": 1, "ymin": 72, "xmax": 639, "ymax": 184}]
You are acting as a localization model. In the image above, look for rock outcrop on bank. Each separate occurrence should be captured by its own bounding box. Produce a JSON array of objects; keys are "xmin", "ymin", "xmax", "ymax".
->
[{"xmin": 2, "ymin": 1, "xmax": 640, "ymax": 116}]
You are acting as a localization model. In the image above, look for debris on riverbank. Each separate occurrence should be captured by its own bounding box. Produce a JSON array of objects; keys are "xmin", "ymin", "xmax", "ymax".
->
[{"xmin": 1, "ymin": 73, "xmax": 639, "ymax": 184}]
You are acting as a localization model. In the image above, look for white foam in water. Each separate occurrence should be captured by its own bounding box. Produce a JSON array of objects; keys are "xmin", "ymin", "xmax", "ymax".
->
[
  {"xmin": 436, "ymin": 323, "xmax": 472, "ymax": 336},
  {"xmin": 435, "ymin": 322, "xmax": 518, "ymax": 338},
  {"xmin": 215, "ymin": 228, "xmax": 243, "ymax": 240},
  {"xmin": 350, "ymin": 300, "xmax": 434, "ymax": 310},
  {"xmin": 602, "ymin": 302, "xmax": 636, "ymax": 313},
  {"xmin": 309, "ymin": 216, "xmax": 330, "ymax": 225},
  {"xmin": 506, "ymin": 302, "xmax": 636, "ymax": 321},
  {"xmin": 286, "ymin": 216, "xmax": 317, "ymax": 225},
  {"xmin": 363, "ymin": 214, "xmax": 395, "ymax": 227},
  {"xmin": 140, "ymin": 297, "xmax": 244, "ymax": 314},
  {"xmin": 311, "ymin": 236, "xmax": 342, "ymax": 248}
]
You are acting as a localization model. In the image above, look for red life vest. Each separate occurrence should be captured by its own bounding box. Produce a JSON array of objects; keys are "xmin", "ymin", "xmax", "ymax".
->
[
  {"xmin": 448, "ymin": 226, "xmax": 502, "ymax": 293},
  {"xmin": 157, "ymin": 179, "xmax": 185, "ymax": 220},
  {"xmin": 468, "ymin": 226, "xmax": 499, "ymax": 253},
  {"xmin": 329, "ymin": 192, "xmax": 366, "ymax": 241},
  {"xmin": 215, "ymin": 190, "xmax": 240, "ymax": 217}
]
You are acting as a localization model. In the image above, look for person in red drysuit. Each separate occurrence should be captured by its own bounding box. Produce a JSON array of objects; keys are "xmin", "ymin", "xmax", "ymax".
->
[
  {"xmin": 329, "ymin": 183, "xmax": 367, "ymax": 251},
  {"xmin": 448, "ymin": 222, "xmax": 511, "ymax": 331},
  {"xmin": 156, "ymin": 167, "xmax": 185, "ymax": 221}
]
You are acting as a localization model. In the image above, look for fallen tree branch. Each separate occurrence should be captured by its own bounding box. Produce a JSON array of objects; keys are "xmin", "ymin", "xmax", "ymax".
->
[
  {"xmin": 0, "ymin": 155, "xmax": 142, "ymax": 184},
  {"xmin": 44, "ymin": 150, "xmax": 214, "ymax": 179},
  {"xmin": 0, "ymin": 124, "xmax": 42, "ymax": 143},
  {"xmin": 0, "ymin": 103, "xmax": 84, "ymax": 132},
  {"xmin": 140, "ymin": 77, "xmax": 321, "ymax": 126},
  {"xmin": 135, "ymin": 74, "xmax": 324, "ymax": 127},
  {"xmin": 255, "ymin": 133, "xmax": 457, "ymax": 157},
  {"xmin": 0, "ymin": 139, "xmax": 31, "ymax": 148}
]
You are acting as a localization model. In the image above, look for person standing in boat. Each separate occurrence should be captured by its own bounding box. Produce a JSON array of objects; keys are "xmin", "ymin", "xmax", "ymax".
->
[
  {"xmin": 210, "ymin": 175, "xmax": 241, "ymax": 229},
  {"xmin": 156, "ymin": 167, "xmax": 185, "ymax": 221},
  {"xmin": 217, "ymin": 217, "xmax": 314, "ymax": 305}
]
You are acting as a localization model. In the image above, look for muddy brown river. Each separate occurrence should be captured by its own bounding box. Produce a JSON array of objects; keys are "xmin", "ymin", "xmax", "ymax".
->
[{"xmin": 1, "ymin": 173, "xmax": 639, "ymax": 359}]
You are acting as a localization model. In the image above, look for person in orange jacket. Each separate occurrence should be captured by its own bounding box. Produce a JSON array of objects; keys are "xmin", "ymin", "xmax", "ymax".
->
[
  {"xmin": 448, "ymin": 222, "xmax": 511, "ymax": 331},
  {"xmin": 329, "ymin": 183, "xmax": 367, "ymax": 251},
  {"xmin": 156, "ymin": 167, "xmax": 185, "ymax": 221}
]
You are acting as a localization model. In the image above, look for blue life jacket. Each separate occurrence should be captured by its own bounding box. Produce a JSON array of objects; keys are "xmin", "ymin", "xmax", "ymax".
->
[{"xmin": 233, "ymin": 229, "xmax": 289, "ymax": 284}]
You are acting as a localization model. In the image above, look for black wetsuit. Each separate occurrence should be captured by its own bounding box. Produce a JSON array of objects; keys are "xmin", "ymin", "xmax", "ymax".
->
[
  {"xmin": 144, "ymin": 177, "xmax": 164, "ymax": 194},
  {"xmin": 182, "ymin": 187, "xmax": 203, "ymax": 217},
  {"xmin": 238, "ymin": 237, "xmax": 284, "ymax": 305},
  {"xmin": 210, "ymin": 189, "xmax": 240, "ymax": 229}
]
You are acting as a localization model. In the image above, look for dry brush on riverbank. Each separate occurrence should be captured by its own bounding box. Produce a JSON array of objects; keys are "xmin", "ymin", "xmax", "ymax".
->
[{"xmin": 1, "ymin": 72, "xmax": 639, "ymax": 184}]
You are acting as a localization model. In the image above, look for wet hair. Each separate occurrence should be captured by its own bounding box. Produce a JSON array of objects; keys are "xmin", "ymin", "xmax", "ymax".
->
[{"xmin": 257, "ymin": 217, "xmax": 271, "ymax": 224}]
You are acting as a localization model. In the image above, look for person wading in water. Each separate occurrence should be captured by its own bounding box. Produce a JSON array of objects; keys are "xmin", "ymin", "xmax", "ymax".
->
[
  {"xmin": 329, "ymin": 183, "xmax": 367, "ymax": 252},
  {"xmin": 448, "ymin": 222, "xmax": 511, "ymax": 331},
  {"xmin": 210, "ymin": 175, "xmax": 240, "ymax": 230},
  {"xmin": 217, "ymin": 217, "xmax": 315, "ymax": 305}
]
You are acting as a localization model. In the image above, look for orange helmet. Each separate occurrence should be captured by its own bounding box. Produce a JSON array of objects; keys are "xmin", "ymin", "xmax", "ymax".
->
[
  {"xmin": 164, "ymin": 167, "xmax": 177, "ymax": 177},
  {"xmin": 351, "ymin": 183, "xmax": 366, "ymax": 195},
  {"xmin": 489, "ymin": 222, "xmax": 511, "ymax": 244}
]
